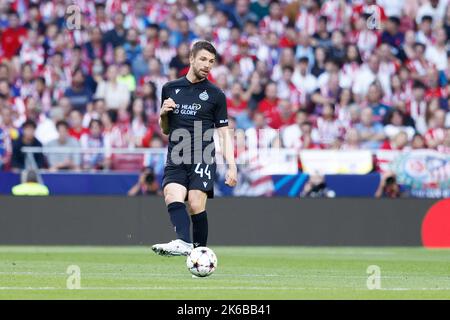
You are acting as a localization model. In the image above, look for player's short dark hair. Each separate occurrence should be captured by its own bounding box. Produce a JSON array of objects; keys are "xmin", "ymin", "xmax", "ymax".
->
[
  {"xmin": 190, "ymin": 40, "xmax": 217, "ymax": 58},
  {"xmin": 56, "ymin": 120, "xmax": 69, "ymax": 130}
]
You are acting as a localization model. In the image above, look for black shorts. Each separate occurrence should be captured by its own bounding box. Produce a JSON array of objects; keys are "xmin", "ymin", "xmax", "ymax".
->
[{"xmin": 162, "ymin": 162, "xmax": 216, "ymax": 199}]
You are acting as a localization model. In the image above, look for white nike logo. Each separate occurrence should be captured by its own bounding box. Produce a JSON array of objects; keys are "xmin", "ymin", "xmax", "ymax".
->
[
  {"xmin": 175, "ymin": 89, "xmax": 180, "ymax": 94},
  {"xmin": 203, "ymin": 182, "xmax": 208, "ymax": 187}
]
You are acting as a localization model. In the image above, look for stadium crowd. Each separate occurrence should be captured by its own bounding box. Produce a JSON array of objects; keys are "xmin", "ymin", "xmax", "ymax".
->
[{"xmin": 0, "ymin": 0, "xmax": 450, "ymax": 172}]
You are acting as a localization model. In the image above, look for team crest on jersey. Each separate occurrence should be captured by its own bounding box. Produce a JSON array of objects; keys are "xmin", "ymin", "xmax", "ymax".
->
[{"xmin": 199, "ymin": 90, "xmax": 209, "ymax": 101}]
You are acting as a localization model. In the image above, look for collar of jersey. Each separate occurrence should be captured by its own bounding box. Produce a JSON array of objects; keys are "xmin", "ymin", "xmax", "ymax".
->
[{"xmin": 184, "ymin": 76, "xmax": 208, "ymax": 86}]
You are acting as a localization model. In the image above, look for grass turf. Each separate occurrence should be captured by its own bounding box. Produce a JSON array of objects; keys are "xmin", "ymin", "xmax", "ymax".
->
[{"xmin": 0, "ymin": 246, "xmax": 449, "ymax": 299}]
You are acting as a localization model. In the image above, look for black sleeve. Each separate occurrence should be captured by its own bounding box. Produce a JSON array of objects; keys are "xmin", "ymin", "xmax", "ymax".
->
[
  {"xmin": 214, "ymin": 90, "xmax": 229, "ymax": 128},
  {"xmin": 161, "ymin": 84, "xmax": 168, "ymax": 108}
]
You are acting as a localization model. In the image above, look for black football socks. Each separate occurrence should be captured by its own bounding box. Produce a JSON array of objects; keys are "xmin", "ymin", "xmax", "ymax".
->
[
  {"xmin": 191, "ymin": 211, "xmax": 208, "ymax": 247},
  {"xmin": 167, "ymin": 202, "xmax": 191, "ymax": 243}
]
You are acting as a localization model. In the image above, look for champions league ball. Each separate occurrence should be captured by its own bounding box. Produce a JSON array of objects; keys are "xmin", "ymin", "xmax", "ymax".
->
[{"xmin": 186, "ymin": 247, "xmax": 217, "ymax": 277}]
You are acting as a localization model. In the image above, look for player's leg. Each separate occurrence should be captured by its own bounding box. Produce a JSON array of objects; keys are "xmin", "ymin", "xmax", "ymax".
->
[
  {"xmin": 187, "ymin": 190, "xmax": 208, "ymax": 248},
  {"xmin": 152, "ymin": 163, "xmax": 193, "ymax": 256},
  {"xmin": 164, "ymin": 183, "xmax": 191, "ymax": 243},
  {"xmin": 187, "ymin": 162, "xmax": 215, "ymax": 247}
]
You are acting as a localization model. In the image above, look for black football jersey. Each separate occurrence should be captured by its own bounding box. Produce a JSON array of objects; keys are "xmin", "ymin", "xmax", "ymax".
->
[{"xmin": 160, "ymin": 76, "xmax": 228, "ymax": 164}]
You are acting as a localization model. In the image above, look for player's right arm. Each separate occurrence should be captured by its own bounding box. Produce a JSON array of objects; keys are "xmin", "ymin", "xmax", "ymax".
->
[
  {"xmin": 159, "ymin": 84, "xmax": 175, "ymax": 135},
  {"xmin": 159, "ymin": 98, "xmax": 175, "ymax": 135}
]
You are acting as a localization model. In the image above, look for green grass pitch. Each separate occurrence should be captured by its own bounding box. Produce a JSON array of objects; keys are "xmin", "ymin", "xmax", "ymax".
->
[{"xmin": 1, "ymin": 246, "xmax": 450, "ymax": 299}]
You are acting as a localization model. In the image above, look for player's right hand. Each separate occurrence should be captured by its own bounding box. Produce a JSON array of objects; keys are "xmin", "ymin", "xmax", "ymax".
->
[{"xmin": 160, "ymin": 98, "xmax": 176, "ymax": 117}]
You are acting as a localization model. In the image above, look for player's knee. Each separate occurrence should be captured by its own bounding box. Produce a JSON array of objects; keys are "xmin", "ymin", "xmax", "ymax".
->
[
  {"xmin": 164, "ymin": 193, "xmax": 180, "ymax": 205},
  {"xmin": 187, "ymin": 199, "xmax": 205, "ymax": 215},
  {"xmin": 164, "ymin": 188, "xmax": 185, "ymax": 205}
]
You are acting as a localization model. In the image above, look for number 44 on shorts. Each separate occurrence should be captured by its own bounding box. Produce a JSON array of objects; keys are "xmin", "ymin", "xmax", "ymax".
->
[{"xmin": 194, "ymin": 163, "xmax": 211, "ymax": 180}]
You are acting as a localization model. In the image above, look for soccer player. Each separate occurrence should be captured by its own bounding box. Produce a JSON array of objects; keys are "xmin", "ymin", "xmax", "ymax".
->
[{"xmin": 152, "ymin": 40, "xmax": 237, "ymax": 256}]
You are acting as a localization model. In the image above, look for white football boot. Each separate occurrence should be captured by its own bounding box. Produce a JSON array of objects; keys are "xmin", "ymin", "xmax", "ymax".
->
[{"xmin": 152, "ymin": 239, "xmax": 193, "ymax": 257}]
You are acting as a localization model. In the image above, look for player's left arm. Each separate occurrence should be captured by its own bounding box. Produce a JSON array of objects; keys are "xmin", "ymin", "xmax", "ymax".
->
[
  {"xmin": 215, "ymin": 91, "xmax": 237, "ymax": 187},
  {"xmin": 217, "ymin": 126, "xmax": 237, "ymax": 187}
]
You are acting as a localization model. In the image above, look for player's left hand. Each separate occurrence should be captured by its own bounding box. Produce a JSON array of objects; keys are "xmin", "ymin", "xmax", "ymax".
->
[{"xmin": 225, "ymin": 166, "xmax": 237, "ymax": 187}]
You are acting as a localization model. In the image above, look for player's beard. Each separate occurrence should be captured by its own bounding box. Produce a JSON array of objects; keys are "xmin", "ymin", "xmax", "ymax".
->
[{"xmin": 193, "ymin": 66, "xmax": 208, "ymax": 81}]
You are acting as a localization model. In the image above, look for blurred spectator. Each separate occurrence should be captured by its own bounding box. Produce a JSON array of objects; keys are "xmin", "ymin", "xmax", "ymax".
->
[
  {"xmin": 365, "ymin": 83, "xmax": 392, "ymax": 122},
  {"xmin": 169, "ymin": 42, "xmax": 190, "ymax": 78},
  {"xmin": 340, "ymin": 44, "xmax": 363, "ymax": 89},
  {"xmin": 425, "ymin": 27, "xmax": 448, "ymax": 72},
  {"xmin": 245, "ymin": 111, "xmax": 280, "ymax": 151},
  {"xmin": 250, "ymin": 0, "xmax": 270, "ymax": 23},
  {"xmin": 341, "ymin": 128, "xmax": 361, "ymax": 150},
  {"xmin": 437, "ymin": 127, "xmax": 450, "ymax": 153},
  {"xmin": 80, "ymin": 119, "xmax": 108, "ymax": 170},
  {"xmin": 11, "ymin": 120, "xmax": 45, "ymax": 170},
  {"xmin": 11, "ymin": 169, "xmax": 49, "ymax": 196},
  {"xmin": 129, "ymin": 98, "xmax": 147, "ymax": 147},
  {"xmin": 311, "ymin": 71, "xmax": 342, "ymax": 115},
  {"xmin": 384, "ymin": 109, "xmax": 416, "ymax": 141},
  {"xmin": 300, "ymin": 174, "xmax": 336, "ymax": 198},
  {"xmin": 257, "ymin": 81, "xmax": 280, "ymax": 128},
  {"xmin": 64, "ymin": 68, "xmax": 94, "ymax": 114},
  {"xmin": 46, "ymin": 120, "xmax": 81, "ymax": 172},
  {"xmin": 95, "ymin": 64, "xmax": 130, "ymax": 110},
  {"xmin": 425, "ymin": 108, "xmax": 448, "ymax": 148},
  {"xmin": 117, "ymin": 63, "xmax": 136, "ymax": 93},
  {"xmin": 311, "ymin": 46, "xmax": 328, "ymax": 78},
  {"xmin": 292, "ymin": 56, "xmax": 318, "ymax": 98},
  {"xmin": 298, "ymin": 121, "xmax": 321, "ymax": 150},
  {"xmin": 68, "ymin": 110, "xmax": 89, "ymax": 140},
  {"xmin": 381, "ymin": 131, "xmax": 409, "ymax": 150},
  {"xmin": 0, "ymin": 125, "xmax": 10, "ymax": 170},
  {"xmin": 132, "ymin": 43, "xmax": 156, "ymax": 82},
  {"xmin": 353, "ymin": 55, "xmax": 390, "ymax": 103},
  {"xmin": 375, "ymin": 171, "xmax": 403, "ymax": 198},
  {"xmin": 416, "ymin": 0, "xmax": 447, "ymax": 27},
  {"xmin": 411, "ymin": 133, "xmax": 427, "ymax": 149},
  {"xmin": 311, "ymin": 16, "xmax": 332, "ymax": 49},
  {"xmin": 127, "ymin": 166, "xmax": 160, "ymax": 196},
  {"xmin": 355, "ymin": 107, "xmax": 386, "ymax": 150},
  {"xmin": 170, "ymin": 19, "xmax": 197, "ymax": 47},
  {"xmin": 315, "ymin": 104, "xmax": 344, "ymax": 147},
  {"xmin": 1, "ymin": 11, "xmax": 27, "ymax": 59},
  {"xmin": 381, "ymin": 16, "xmax": 404, "ymax": 50},
  {"xmin": 123, "ymin": 28, "xmax": 142, "ymax": 63},
  {"xmin": 102, "ymin": 12, "xmax": 126, "ymax": 49},
  {"xmin": 282, "ymin": 110, "xmax": 319, "ymax": 149}
]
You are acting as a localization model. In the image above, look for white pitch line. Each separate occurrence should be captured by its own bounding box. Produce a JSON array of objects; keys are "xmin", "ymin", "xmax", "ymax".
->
[
  {"xmin": 1, "ymin": 286, "xmax": 450, "ymax": 291},
  {"xmin": 2, "ymin": 272, "xmax": 450, "ymax": 281}
]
